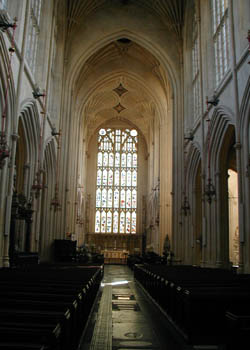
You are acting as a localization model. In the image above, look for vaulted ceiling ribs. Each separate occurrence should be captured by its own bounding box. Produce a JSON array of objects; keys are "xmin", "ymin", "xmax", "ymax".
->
[
  {"xmin": 138, "ymin": 0, "xmax": 186, "ymax": 39},
  {"xmin": 67, "ymin": 0, "xmax": 187, "ymax": 39},
  {"xmin": 67, "ymin": 0, "xmax": 106, "ymax": 36}
]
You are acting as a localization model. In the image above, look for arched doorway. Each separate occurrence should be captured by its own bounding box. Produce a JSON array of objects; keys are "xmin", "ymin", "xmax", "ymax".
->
[{"xmin": 219, "ymin": 125, "xmax": 239, "ymax": 268}]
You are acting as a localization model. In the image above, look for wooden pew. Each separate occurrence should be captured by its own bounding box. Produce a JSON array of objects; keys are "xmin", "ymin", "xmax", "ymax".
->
[
  {"xmin": 133, "ymin": 264, "xmax": 250, "ymax": 346},
  {"xmin": 0, "ymin": 264, "xmax": 103, "ymax": 350}
]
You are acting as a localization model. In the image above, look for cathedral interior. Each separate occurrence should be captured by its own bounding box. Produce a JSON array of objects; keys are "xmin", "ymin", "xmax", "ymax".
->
[{"xmin": 0, "ymin": 0, "xmax": 250, "ymax": 349}]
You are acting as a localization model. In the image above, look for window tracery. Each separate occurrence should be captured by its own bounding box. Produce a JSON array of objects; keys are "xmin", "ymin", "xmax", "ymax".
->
[
  {"xmin": 26, "ymin": 0, "xmax": 42, "ymax": 73},
  {"xmin": 0, "ymin": 0, "xmax": 7, "ymax": 10},
  {"xmin": 192, "ymin": 12, "xmax": 201, "ymax": 121},
  {"xmin": 212, "ymin": 0, "xmax": 230, "ymax": 86},
  {"xmin": 95, "ymin": 128, "xmax": 138, "ymax": 234}
]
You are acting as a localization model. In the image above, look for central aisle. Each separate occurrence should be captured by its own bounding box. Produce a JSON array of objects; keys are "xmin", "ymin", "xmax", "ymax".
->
[{"xmin": 80, "ymin": 265, "xmax": 190, "ymax": 350}]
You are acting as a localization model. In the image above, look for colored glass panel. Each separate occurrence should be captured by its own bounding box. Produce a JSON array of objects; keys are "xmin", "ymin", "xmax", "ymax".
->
[
  {"xmin": 107, "ymin": 211, "xmax": 112, "ymax": 233},
  {"xmin": 120, "ymin": 212, "xmax": 125, "ymax": 233},
  {"xmin": 96, "ymin": 189, "xmax": 101, "ymax": 207},
  {"xmin": 95, "ymin": 128, "xmax": 138, "ymax": 234},
  {"xmin": 120, "ymin": 190, "xmax": 125, "ymax": 208},
  {"xmin": 98, "ymin": 152, "xmax": 102, "ymax": 166},
  {"xmin": 126, "ymin": 212, "xmax": 131, "ymax": 233},
  {"xmin": 113, "ymin": 211, "xmax": 118, "ymax": 233},
  {"xmin": 101, "ymin": 211, "xmax": 106, "ymax": 232},
  {"xmin": 108, "ymin": 170, "xmax": 113, "ymax": 186},
  {"xmin": 95, "ymin": 211, "xmax": 100, "ymax": 232}
]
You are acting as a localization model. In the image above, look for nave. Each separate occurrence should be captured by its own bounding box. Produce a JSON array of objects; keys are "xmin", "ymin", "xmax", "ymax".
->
[
  {"xmin": 80, "ymin": 264, "xmax": 188, "ymax": 350},
  {"xmin": 0, "ymin": 261, "xmax": 249, "ymax": 350},
  {"xmin": 80, "ymin": 263, "xmax": 250, "ymax": 350}
]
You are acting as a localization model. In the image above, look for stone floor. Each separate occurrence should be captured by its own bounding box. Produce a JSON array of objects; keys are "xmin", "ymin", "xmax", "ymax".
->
[{"xmin": 79, "ymin": 265, "xmax": 192, "ymax": 350}]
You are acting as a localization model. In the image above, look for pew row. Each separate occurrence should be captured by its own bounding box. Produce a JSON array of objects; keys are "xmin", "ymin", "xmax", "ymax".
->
[
  {"xmin": 133, "ymin": 264, "xmax": 250, "ymax": 347},
  {"xmin": 0, "ymin": 264, "xmax": 103, "ymax": 350}
]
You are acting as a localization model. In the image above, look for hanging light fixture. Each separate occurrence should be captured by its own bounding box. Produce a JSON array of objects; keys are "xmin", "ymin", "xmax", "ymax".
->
[
  {"xmin": 204, "ymin": 178, "xmax": 216, "ymax": 204},
  {"xmin": 31, "ymin": 170, "xmax": 43, "ymax": 198},
  {"xmin": 181, "ymin": 196, "xmax": 191, "ymax": 216},
  {"xmin": 51, "ymin": 129, "xmax": 62, "ymax": 211},
  {"xmin": 205, "ymin": 96, "xmax": 216, "ymax": 204},
  {"xmin": 51, "ymin": 184, "xmax": 61, "ymax": 211},
  {"xmin": 181, "ymin": 145, "xmax": 191, "ymax": 216},
  {"xmin": 32, "ymin": 93, "xmax": 46, "ymax": 198}
]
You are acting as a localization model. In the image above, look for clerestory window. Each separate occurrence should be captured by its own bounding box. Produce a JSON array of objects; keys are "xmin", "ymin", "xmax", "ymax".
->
[
  {"xmin": 26, "ymin": 0, "xmax": 42, "ymax": 73},
  {"xmin": 212, "ymin": 0, "xmax": 230, "ymax": 86},
  {"xmin": 0, "ymin": 0, "xmax": 7, "ymax": 10},
  {"xmin": 95, "ymin": 128, "xmax": 138, "ymax": 234},
  {"xmin": 192, "ymin": 12, "xmax": 201, "ymax": 121}
]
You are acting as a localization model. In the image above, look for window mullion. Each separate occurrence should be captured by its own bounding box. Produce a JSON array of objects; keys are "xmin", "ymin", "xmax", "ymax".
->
[
  {"xmin": 111, "ymin": 141, "xmax": 115, "ymax": 233},
  {"xmin": 118, "ymin": 140, "xmax": 121, "ymax": 233},
  {"xmin": 95, "ymin": 128, "xmax": 137, "ymax": 235},
  {"xmin": 212, "ymin": 0, "xmax": 229, "ymax": 86}
]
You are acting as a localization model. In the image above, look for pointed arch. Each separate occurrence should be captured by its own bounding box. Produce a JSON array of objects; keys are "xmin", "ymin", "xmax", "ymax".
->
[
  {"xmin": 206, "ymin": 105, "xmax": 235, "ymax": 175},
  {"xmin": 19, "ymin": 99, "xmax": 41, "ymax": 166},
  {"xmin": 186, "ymin": 142, "xmax": 201, "ymax": 197},
  {"xmin": 66, "ymin": 29, "xmax": 178, "ymax": 102},
  {"xmin": 0, "ymin": 35, "xmax": 15, "ymax": 134},
  {"xmin": 239, "ymin": 75, "xmax": 250, "ymax": 272},
  {"xmin": 185, "ymin": 143, "xmax": 202, "ymax": 265},
  {"xmin": 239, "ymin": 75, "xmax": 250, "ymax": 169},
  {"xmin": 39, "ymin": 138, "xmax": 57, "ymax": 262},
  {"xmin": 206, "ymin": 106, "xmax": 237, "ymax": 268},
  {"xmin": 15, "ymin": 100, "xmax": 41, "ymax": 197}
]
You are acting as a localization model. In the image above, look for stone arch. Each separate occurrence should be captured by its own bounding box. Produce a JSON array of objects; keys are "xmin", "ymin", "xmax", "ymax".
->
[
  {"xmin": 39, "ymin": 139, "xmax": 57, "ymax": 262},
  {"xmin": 207, "ymin": 105, "xmax": 234, "ymax": 175},
  {"xmin": 0, "ymin": 35, "xmax": 15, "ymax": 135},
  {"xmin": 186, "ymin": 142, "xmax": 201, "ymax": 197},
  {"xmin": 186, "ymin": 143, "xmax": 202, "ymax": 265},
  {"xmin": 18, "ymin": 100, "xmax": 41, "ymax": 195},
  {"xmin": 239, "ymin": 76, "xmax": 250, "ymax": 271},
  {"xmin": 77, "ymin": 71, "xmax": 167, "ymax": 132},
  {"xmin": 208, "ymin": 106, "xmax": 236, "ymax": 268},
  {"xmin": 239, "ymin": 76, "xmax": 250, "ymax": 179},
  {"xmin": 88, "ymin": 116, "xmax": 148, "ymax": 157},
  {"xmin": 66, "ymin": 29, "xmax": 178, "ymax": 101},
  {"xmin": 86, "ymin": 120, "xmax": 148, "ymax": 237},
  {"xmin": 64, "ymin": 30, "xmax": 179, "ymax": 152},
  {"xmin": 60, "ymin": 18, "xmax": 180, "ymax": 251}
]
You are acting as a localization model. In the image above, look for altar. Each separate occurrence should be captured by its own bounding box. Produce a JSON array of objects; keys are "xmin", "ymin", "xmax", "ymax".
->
[{"xmin": 101, "ymin": 250, "xmax": 129, "ymax": 264}]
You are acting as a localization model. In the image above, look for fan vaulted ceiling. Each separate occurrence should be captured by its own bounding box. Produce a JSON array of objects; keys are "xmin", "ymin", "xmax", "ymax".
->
[
  {"xmin": 67, "ymin": 0, "xmax": 186, "ymax": 39},
  {"xmin": 66, "ymin": 0, "xmax": 185, "ymax": 139},
  {"xmin": 77, "ymin": 39, "xmax": 170, "ymax": 138}
]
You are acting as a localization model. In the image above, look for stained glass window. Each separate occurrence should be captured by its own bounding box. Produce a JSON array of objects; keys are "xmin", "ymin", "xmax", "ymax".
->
[{"xmin": 95, "ymin": 128, "xmax": 138, "ymax": 234}]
